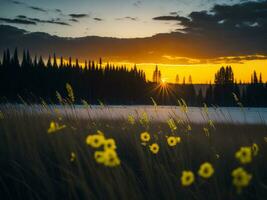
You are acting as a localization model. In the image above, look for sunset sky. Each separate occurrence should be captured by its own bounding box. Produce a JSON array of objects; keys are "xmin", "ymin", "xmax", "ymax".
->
[{"xmin": 0, "ymin": 0, "xmax": 267, "ymax": 83}]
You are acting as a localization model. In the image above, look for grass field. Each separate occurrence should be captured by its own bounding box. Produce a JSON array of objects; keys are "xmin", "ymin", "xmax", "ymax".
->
[{"xmin": 1, "ymin": 104, "xmax": 267, "ymax": 200}]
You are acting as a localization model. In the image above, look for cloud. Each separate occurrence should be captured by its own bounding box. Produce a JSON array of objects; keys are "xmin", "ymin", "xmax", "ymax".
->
[
  {"xmin": 152, "ymin": 0, "xmax": 267, "ymax": 59},
  {"xmin": 153, "ymin": 15, "xmax": 190, "ymax": 24},
  {"xmin": 69, "ymin": 14, "xmax": 89, "ymax": 18},
  {"xmin": 116, "ymin": 16, "xmax": 138, "ymax": 21},
  {"xmin": 29, "ymin": 6, "xmax": 47, "ymax": 12},
  {"xmin": 1, "ymin": 23, "xmax": 267, "ymax": 65},
  {"xmin": 55, "ymin": 9, "xmax": 62, "ymax": 13},
  {"xmin": 0, "ymin": 16, "xmax": 70, "ymax": 26},
  {"xmin": 0, "ymin": 17, "xmax": 36, "ymax": 25},
  {"xmin": 27, "ymin": 17, "xmax": 70, "ymax": 26},
  {"xmin": 11, "ymin": 0, "xmax": 24, "ymax": 5},
  {"xmin": 17, "ymin": 15, "xmax": 27, "ymax": 19},
  {"xmin": 93, "ymin": 17, "xmax": 103, "ymax": 21}
]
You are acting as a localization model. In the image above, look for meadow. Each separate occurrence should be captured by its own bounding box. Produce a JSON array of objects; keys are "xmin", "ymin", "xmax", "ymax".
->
[{"xmin": 1, "ymin": 100, "xmax": 267, "ymax": 200}]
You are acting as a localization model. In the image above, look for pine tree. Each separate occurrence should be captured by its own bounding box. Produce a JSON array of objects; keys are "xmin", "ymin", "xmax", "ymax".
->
[{"xmin": 53, "ymin": 53, "xmax": 58, "ymax": 68}]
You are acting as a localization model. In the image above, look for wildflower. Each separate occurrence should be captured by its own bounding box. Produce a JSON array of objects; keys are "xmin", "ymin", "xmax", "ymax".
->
[
  {"xmin": 232, "ymin": 167, "xmax": 252, "ymax": 193},
  {"xmin": 151, "ymin": 97, "xmax": 157, "ymax": 107},
  {"xmin": 235, "ymin": 146, "xmax": 252, "ymax": 164},
  {"xmin": 167, "ymin": 118, "xmax": 177, "ymax": 132},
  {"xmin": 56, "ymin": 91, "xmax": 63, "ymax": 104},
  {"xmin": 232, "ymin": 92, "xmax": 239, "ymax": 102},
  {"xmin": 94, "ymin": 151, "xmax": 105, "ymax": 164},
  {"xmin": 149, "ymin": 143, "xmax": 159, "ymax": 154},
  {"xmin": 202, "ymin": 103, "xmax": 208, "ymax": 115},
  {"xmin": 203, "ymin": 127, "xmax": 209, "ymax": 136},
  {"xmin": 176, "ymin": 136, "xmax": 181, "ymax": 143},
  {"xmin": 198, "ymin": 162, "xmax": 214, "ymax": 179},
  {"xmin": 66, "ymin": 83, "xmax": 75, "ymax": 103},
  {"xmin": 81, "ymin": 99, "xmax": 90, "ymax": 108},
  {"xmin": 208, "ymin": 120, "xmax": 215, "ymax": 129},
  {"xmin": 47, "ymin": 121, "xmax": 66, "ymax": 133},
  {"xmin": 181, "ymin": 170, "xmax": 195, "ymax": 186},
  {"xmin": 103, "ymin": 149, "xmax": 120, "ymax": 167},
  {"xmin": 140, "ymin": 131, "xmax": 151, "ymax": 142},
  {"xmin": 128, "ymin": 114, "xmax": 135, "ymax": 125},
  {"xmin": 167, "ymin": 136, "xmax": 177, "ymax": 147},
  {"xmin": 139, "ymin": 112, "xmax": 149, "ymax": 127},
  {"xmin": 70, "ymin": 152, "xmax": 76, "ymax": 162},
  {"xmin": 96, "ymin": 130, "xmax": 104, "ymax": 135},
  {"xmin": 187, "ymin": 125, "xmax": 192, "ymax": 131},
  {"xmin": 104, "ymin": 138, "xmax": 117, "ymax": 150},
  {"xmin": 178, "ymin": 99, "xmax": 188, "ymax": 113},
  {"xmin": 251, "ymin": 143, "xmax": 259, "ymax": 156},
  {"xmin": 86, "ymin": 134, "xmax": 105, "ymax": 148}
]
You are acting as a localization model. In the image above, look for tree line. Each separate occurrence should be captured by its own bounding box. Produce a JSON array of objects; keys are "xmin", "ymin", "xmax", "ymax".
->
[{"xmin": 0, "ymin": 48, "xmax": 266, "ymax": 106}]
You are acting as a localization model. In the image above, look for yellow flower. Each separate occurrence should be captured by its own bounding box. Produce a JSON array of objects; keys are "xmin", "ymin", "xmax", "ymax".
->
[
  {"xmin": 139, "ymin": 112, "xmax": 149, "ymax": 127},
  {"xmin": 176, "ymin": 136, "xmax": 181, "ymax": 143},
  {"xmin": 235, "ymin": 146, "xmax": 252, "ymax": 164},
  {"xmin": 208, "ymin": 120, "xmax": 215, "ymax": 129},
  {"xmin": 86, "ymin": 134, "xmax": 105, "ymax": 148},
  {"xmin": 140, "ymin": 132, "xmax": 151, "ymax": 142},
  {"xmin": 149, "ymin": 143, "xmax": 159, "ymax": 154},
  {"xmin": 97, "ymin": 130, "xmax": 104, "ymax": 135},
  {"xmin": 203, "ymin": 127, "xmax": 209, "ymax": 136},
  {"xmin": 128, "ymin": 115, "xmax": 135, "ymax": 125},
  {"xmin": 251, "ymin": 143, "xmax": 259, "ymax": 156},
  {"xmin": 181, "ymin": 170, "xmax": 195, "ymax": 186},
  {"xmin": 187, "ymin": 125, "xmax": 192, "ymax": 131},
  {"xmin": 167, "ymin": 136, "xmax": 177, "ymax": 147},
  {"xmin": 47, "ymin": 121, "xmax": 66, "ymax": 133},
  {"xmin": 104, "ymin": 138, "xmax": 117, "ymax": 150},
  {"xmin": 167, "ymin": 118, "xmax": 177, "ymax": 132},
  {"xmin": 198, "ymin": 162, "xmax": 214, "ymax": 178},
  {"xmin": 94, "ymin": 151, "xmax": 105, "ymax": 164},
  {"xmin": 103, "ymin": 149, "xmax": 120, "ymax": 167},
  {"xmin": 70, "ymin": 152, "xmax": 76, "ymax": 162},
  {"xmin": 50, "ymin": 121, "xmax": 56, "ymax": 130},
  {"xmin": 232, "ymin": 167, "xmax": 252, "ymax": 193}
]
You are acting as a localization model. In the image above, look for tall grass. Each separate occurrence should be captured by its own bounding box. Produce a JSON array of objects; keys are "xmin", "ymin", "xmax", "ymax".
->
[{"xmin": 0, "ymin": 104, "xmax": 267, "ymax": 200}]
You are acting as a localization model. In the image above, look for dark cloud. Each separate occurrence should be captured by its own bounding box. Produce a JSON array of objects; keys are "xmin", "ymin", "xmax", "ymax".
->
[
  {"xmin": 152, "ymin": 0, "xmax": 267, "ymax": 58},
  {"xmin": 29, "ymin": 6, "xmax": 47, "ymax": 12},
  {"xmin": 11, "ymin": 0, "xmax": 22, "ymax": 5},
  {"xmin": 1, "ymin": 23, "xmax": 266, "ymax": 64},
  {"xmin": 0, "ymin": 17, "xmax": 36, "ymax": 25},
  {"xmin": 55, "ymin": 9, "xmax": 62, "ymax": 13},
  {"xmin": 93, "ymin": 17, "xmax": 103, "ymax": 21},
  {"xmin": 17, "ymin": 15, "xmax": 27, "ymax": 19},
  {"xmin": 26, "ymin": 17, "xmax": 70, "ymax": 26},
  {"xmin": 153, "ymin": 15, "xmax": 190, "ymax": 24},
  {"xmin": 0, "ymin": 16, "xmax": 70, "ymax": 26},
  {"xmin": 69, "ymin": 14, "xmax": 89, "ymax": 18},
  {"xmin": 116, "ymin": 16, "xmax": 138, "ymax": 21}
]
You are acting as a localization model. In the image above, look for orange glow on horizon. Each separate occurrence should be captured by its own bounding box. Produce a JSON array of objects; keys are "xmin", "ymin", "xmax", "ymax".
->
[{"xmin": 54, "ymin": 58, "xmax": 267, "ymax": 84}]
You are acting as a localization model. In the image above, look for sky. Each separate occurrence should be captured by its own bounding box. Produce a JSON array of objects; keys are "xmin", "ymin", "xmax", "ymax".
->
[
  {"xmin": 0, "ymin": 0, "xmax": 256, "ymax": 38},
  {"xmin": 0, "ymin": 0, "xmax": 267, "ymax": 83}
]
